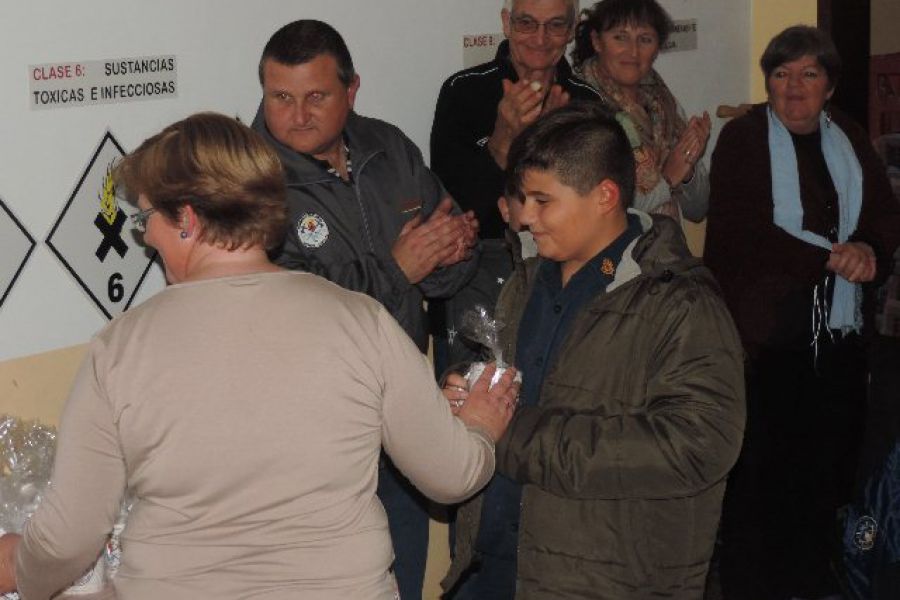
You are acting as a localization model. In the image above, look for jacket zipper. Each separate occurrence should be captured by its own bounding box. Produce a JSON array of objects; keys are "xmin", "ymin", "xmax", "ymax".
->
[{"xmin": 352, "ymin": 150, "xmax": 383, "ymax": 254}]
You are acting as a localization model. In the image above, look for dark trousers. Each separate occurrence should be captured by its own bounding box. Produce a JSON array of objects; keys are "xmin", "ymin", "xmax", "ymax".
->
[
  {"xmin": 446, "ymin": 554, "xmax": 517, "ymax": 600},
  {"xmin": 377, "ymin": 456, "xmax": 430, "ymax": 600},
  {"xmin": 428, "ymin": 240, "xmax": 513, "ymax": 560},
  {"xmin": 720, "ymin": 334, "xmax": 868, "ymax": 600},
  {"xmin": 845, "ymin": 335, "xmax": 900, "ymax": 600}
]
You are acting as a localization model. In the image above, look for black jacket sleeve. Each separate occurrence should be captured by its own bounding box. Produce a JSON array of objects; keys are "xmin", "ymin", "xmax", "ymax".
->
[{"xmin": 430, "ymin": 78, "xmax": 507, "ymax": 239}]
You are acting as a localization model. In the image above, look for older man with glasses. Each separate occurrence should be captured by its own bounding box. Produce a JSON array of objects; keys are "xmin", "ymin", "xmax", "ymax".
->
[{"xmin": 429, "ymin": 0, "xmax": 604, "ymax": 376}]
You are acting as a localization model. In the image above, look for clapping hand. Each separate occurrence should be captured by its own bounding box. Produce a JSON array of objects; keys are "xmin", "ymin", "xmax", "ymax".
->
[
  {"xmin": 439, "ymin": 209, "xmax": 479, "ymax": 268},
  {"xmin": 540, "ymin": 83, "xmax": 570, "ymax": 115},
  {"xmin": 392, "ymin": 197, "xmax": 477, "ymax": 283},
  {"xmin": 488, "ymin": 79, "xmax": 570, "ymax": 169},
  {"xmin": 663, "ymin": 111, "xmax": 711, "ymax": 186}
]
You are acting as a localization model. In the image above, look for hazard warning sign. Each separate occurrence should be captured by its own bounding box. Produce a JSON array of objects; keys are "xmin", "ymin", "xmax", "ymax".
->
[
  {"xmin": 0, "ymin": 198, "xmax": 35, "ymax": 309},
  {"xmin": 46, "ymin": 131, "xmax": 156, "ymax": 319}
]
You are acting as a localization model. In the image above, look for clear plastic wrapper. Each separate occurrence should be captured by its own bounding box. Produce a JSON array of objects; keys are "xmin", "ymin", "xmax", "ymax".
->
[
  {"xmin": 458, "ymin": 306, "xmax": 522, "ymax": 393},
  {"xmin": 105, "ymin": 495, "xmax": 133, "ymax": 580},
  {"xmin": 459, "ymin": 305, "xmax": 507, "ymax": 368},
  {"xmin": 1, "ymin": 415, "xmax": 56, "ymax": 599},
  {"xmin": 0, "ymin": 415, "xmax": 129, "ymax": 598},
  {"xmin": 0, "ymin": 416, "xmax": 56, "ymax": 536},
  {"xmin": 64, "ymin": 557, "xmax": 107, "ymax": 595}
]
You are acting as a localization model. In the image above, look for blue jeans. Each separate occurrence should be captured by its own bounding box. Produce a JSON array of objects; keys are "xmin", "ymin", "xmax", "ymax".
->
[{"xmin": 377, "ymin": 456, "xmax": 430, "ymax": 600}]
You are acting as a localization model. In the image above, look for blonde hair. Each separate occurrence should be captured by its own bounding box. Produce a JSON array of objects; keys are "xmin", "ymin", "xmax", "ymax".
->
[{"xmin": 116, "ymin": 112, "xmax": 287, "ymax": 251}]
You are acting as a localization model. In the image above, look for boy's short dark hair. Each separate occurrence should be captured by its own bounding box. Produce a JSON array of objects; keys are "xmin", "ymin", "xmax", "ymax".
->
[
  {"xmin": 505, "ymin": 102, "xmax": 636, "ymax": 207},
  {"xmin": 259, "ymin": 20, "xmax": 355, "ymax": 86}
]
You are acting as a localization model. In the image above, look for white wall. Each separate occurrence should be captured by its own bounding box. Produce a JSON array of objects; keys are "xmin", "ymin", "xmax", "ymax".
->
[
  {"xmin": 655, "ymin": 0, "xmax": 751, "ymax": 136},
  {"xmin": 0, "ymin": 0, "xmax": 749, "ymax": 362}
]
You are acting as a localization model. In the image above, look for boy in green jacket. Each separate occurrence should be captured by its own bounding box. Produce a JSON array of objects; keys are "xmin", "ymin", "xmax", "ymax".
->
[{"xmin": 442, "ymin": 102, "xmax": 745, "ymax": 600}]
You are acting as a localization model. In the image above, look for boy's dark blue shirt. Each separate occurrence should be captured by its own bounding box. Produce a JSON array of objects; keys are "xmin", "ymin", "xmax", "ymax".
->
[{"xmin": 474, "ymin": 212, "xmax": 643, "ymax": 561}]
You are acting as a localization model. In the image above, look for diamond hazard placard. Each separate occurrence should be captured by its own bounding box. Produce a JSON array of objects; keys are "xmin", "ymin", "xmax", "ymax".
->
[
  {"xmin": 0, "ymin": 198, "xmax": 35, "ymax": 308},
  {"xmin": 46, "ymin": 131, "xmax": 156, "ymax": 319}
]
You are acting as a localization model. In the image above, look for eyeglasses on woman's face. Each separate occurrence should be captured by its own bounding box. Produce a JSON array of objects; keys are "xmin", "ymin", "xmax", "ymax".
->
[{"xmin": 130, "ymin": 207, "xmax": 157, "ymax": 233}]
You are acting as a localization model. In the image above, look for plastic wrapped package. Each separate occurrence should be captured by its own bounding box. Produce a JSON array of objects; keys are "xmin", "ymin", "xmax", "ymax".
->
[
  {"xmin": 0, "ymin": 416, "xmax": 56, "ymax": 537},
  {"xmin": 0, "ymin": 416, "xmax": 128, "ymax": 598},
  {"xmin": 458, "ymin": 306, "xmax": 522, "ymax": 393}
]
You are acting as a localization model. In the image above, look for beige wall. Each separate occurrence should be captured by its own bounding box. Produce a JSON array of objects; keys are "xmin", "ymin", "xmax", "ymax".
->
[
  {"xmin": 0, "ymin": 344, "xmax": 86, "ymax": 427},
  {"xmin": 872, "ymin": 0, "xmax": 900, "ymax": 56},
  {"xmin": 750, "ymin": 0, "xmax": 818, "ymax": 101}
]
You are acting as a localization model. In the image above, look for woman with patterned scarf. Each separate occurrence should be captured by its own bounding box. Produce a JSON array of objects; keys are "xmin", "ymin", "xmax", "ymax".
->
[{"xmin": 571, "ymin": 0, "xmax": 711, "ymax": 225}]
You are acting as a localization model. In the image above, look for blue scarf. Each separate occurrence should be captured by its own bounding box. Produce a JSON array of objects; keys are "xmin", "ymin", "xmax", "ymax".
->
[{"xmin": 767, "ymin": 106, "xmax": 863, "ymax": 333}]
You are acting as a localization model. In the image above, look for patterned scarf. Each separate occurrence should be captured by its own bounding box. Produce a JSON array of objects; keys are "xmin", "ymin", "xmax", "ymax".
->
[{"xmin": 578, "ymin": 56, "xmax": 685, "ymax": 219}]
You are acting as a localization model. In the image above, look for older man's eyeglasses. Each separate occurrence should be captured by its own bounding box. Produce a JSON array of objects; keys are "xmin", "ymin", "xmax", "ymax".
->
[
  {"xmin": 131, "ymin": 207, "xmax": 157, "ymax": 233},
  {"xmin": 510, "ymin": 15, "xmax": 571, "ymax": 37}
]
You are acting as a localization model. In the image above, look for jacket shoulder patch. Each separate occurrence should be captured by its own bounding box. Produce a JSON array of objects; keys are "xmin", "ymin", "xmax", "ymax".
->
[{"xmin": 297, "ymin": 213, "xmax": 329, "ymax": 248}]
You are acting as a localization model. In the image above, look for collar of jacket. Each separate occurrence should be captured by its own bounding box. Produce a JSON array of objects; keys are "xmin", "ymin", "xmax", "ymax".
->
[
  {"xmin": 251, "ymin": 103, "xmax": 385, "ymax": 187},
  {"xmin": 517, "ymin": 209, "xmax": 703, "ymax": 295},
  {"xmin": 610, "ymin": 210, "xmax": 703, "ymax": 291},
  {"xmin": 502, "ymin": 226, "xmax": 531, "ymax": 295},
  {"xmin": 504, "ymin": 227, "xmax": 524, "ymax": 265},
  {"xmin": 493, "ymin": 38, "xmax": 579, "ymax": 87}
]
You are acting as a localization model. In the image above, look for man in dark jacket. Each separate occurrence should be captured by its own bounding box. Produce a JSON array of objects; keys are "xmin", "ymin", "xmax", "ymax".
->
[
  {"xmin": 252, "ymin": 20, "xmax": 479, "ymax": 600},
  {"xmin": 844, "ymin": 248, "xmax": 900, "ymax": 599},
  {"xmin": 429, "ymin": 0, "xmax": 602, "ymax": 372},
  {"xmin": 442, "ymin": 103, "xmax": 745, "ymax": 599}
]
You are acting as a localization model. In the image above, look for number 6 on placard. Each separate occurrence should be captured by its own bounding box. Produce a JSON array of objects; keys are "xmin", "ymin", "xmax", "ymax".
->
[{"xmin": 107, "ymin": 272, "xmax": 124, "ymax": 302}]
